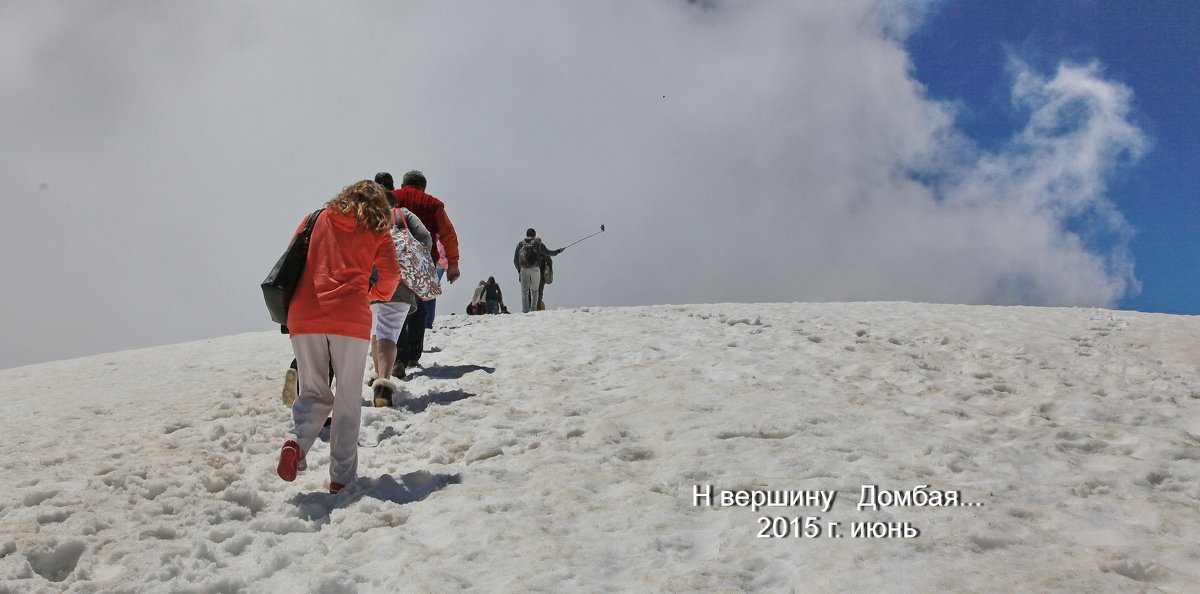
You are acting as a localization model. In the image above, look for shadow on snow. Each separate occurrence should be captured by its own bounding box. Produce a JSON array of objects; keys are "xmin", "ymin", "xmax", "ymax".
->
[
  {"xmin": 289, "ymin": 471, "xmax": 461, "ymax": 521},
  {"xmin": 400, "ymin": 389, "xmax": 475, "ymax": 413},
  {"xmin": 409, "ymin": 364, "xmax": 495, "ymax": 380}
]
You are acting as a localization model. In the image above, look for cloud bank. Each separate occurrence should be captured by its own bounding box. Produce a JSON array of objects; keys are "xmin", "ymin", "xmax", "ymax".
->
[{"xmin": 0, "ymin": 0, "xmax": 1147, "ymax": 368}]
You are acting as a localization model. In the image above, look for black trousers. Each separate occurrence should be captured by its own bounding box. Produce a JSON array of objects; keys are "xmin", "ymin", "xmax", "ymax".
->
[
  {"xmin": 289, "ymin": 357, "xmax": 334, "ymax": 385},
  {"xmin": 395, "ymin": 299, "xmax": 428, "ymax": 364}
]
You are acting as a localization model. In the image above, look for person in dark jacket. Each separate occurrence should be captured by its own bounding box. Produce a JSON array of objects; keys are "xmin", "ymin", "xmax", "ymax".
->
[
  {"xmin": 484, "ymin": 276, "xmax": 505, "ymax": 314},
  {"xmin": 514, "ymin": 228, "xmax": 563, "ymax": 313}
]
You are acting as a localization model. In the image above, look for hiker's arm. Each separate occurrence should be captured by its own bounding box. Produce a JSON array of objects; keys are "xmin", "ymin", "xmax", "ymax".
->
[
  {"xmin": 433, "ymin": 207, "xmax": 460, "ymax": 283},
  {"xmin": 405, "ymin": 210, "xmax": 432, "ymax": 249},
  {"xmin": 369, "ymin": 235, "xmax": 400, "ymax": 302}
]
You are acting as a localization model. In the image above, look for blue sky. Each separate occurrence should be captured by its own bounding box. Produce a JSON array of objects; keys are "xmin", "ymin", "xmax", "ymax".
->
[{"xmin": 906, "ymin": 0, "xmax": 1200, "ymax": 314}]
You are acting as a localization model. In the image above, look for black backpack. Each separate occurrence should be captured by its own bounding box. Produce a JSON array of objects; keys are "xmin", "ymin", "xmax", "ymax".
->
[{"xmin": 518, "ymin": 239, "xmax": 543, "ymax": 268}]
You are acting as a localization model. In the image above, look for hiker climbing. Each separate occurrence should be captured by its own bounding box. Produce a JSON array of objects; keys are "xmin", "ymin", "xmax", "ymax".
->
[
  {"xmin": 275, "ymin": 180, "xmax": 400, "ymax": 495},
  {"xmin": 385, "ymin": 170, "xmax": 460, "ymax": 376}
]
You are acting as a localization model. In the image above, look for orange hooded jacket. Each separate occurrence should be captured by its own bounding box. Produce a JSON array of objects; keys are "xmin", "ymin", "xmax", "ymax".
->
[{"xmin": 286, "ymin": 209, "xmax": 400, "ymax": 339}]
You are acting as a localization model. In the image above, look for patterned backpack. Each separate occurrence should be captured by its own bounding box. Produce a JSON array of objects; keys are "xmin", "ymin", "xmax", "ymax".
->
[{"xmin": 391, "ymin": 208, "xmax": 441, "ymax": 300}]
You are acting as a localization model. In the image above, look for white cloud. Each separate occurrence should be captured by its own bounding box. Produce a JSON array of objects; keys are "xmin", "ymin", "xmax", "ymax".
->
[
  {"xmin": 934, "ymin": 60, "xmax": 1149, "ymax": 304},
  {"xmin": 0, "ymin": 0, "xmax": 1147, "ymax": 368}
]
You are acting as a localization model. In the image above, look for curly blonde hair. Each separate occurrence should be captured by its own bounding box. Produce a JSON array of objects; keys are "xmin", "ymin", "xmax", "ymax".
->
[{"xmin": 326, "ymin": 180, "xmax": 392, "ymax": 234}]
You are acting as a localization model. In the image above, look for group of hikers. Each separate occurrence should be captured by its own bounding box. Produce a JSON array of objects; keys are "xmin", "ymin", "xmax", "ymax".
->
[
  {"xmin": 466, "ymin": 230, "xmax": 565, "ymax": 315},
  {"xmin": 467, "ymin": 277, "xmax": 507, "ymax": 315},
  {"xmin": 274, "ymin": 171, "xmax": 565, "ymax": 494}
]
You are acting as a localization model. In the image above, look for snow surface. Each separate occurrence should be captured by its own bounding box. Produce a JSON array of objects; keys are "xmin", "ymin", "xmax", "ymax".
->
[{"xmin": 1, "ymin": 302, "xmax": 1198, "ymax": 593}]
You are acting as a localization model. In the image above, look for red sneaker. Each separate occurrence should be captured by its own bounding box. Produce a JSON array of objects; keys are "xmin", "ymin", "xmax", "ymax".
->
[
  {"xmin": 277, "ymin": 441, "xmax": 303, "ymax": 482},
  {"xmin": 329, "ymin": 482, "xmax": 346, "ymax": 494}
]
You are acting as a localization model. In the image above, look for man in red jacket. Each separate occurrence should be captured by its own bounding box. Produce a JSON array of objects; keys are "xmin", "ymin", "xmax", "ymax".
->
[{"xmin": 389, "ymin": 170, "xmax": 460, "ymax": 375}]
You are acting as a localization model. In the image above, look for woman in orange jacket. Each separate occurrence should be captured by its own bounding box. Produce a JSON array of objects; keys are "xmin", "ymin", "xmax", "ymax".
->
[{"xmin": 277, "ymin": 180, "xmax": 401, "ymax": 494}]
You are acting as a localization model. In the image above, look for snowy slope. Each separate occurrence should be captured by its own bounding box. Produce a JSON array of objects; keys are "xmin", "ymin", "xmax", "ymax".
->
[{"xmin": 1, "ymin": 302, "xmax": 1198, "ymax": 593}]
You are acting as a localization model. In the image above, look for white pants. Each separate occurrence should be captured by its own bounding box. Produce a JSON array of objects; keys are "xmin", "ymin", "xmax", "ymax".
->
[
  {"xmin": 519, "ymin": 266, "xmax": 541, "ymax": 313},
  {"xmin": 287, "ymin": 334, "xmax": 368, "ymax": 486},
  {"xmin": 371, "ymin": 302, "xmax": 412, "ymax": 342}
]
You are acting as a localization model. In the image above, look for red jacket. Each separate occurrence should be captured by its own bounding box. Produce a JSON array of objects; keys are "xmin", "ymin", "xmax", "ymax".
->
[
  {"xmin": 392, "ymin": 186, "xmax": 460, "ymax": 267},
  {"xmin": 286, "ymin": 209, "xmax": 400, "ymax": 339}
]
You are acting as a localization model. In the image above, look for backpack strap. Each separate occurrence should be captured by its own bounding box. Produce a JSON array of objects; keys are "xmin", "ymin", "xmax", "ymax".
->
[{"xmin": 301, "ymin": 208, "xmax": 323, "ymax": 243}]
